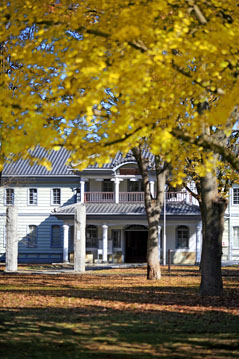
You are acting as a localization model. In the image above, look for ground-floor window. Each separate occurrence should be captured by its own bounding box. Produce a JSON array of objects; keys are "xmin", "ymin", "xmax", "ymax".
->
[
  {"xmin": 51, "ymin": 225, "xmax": 62, "ymax": 247},
  {"xmin": 232, "ymin": 227, "xmax": 239, "ymax": 248},
  {"xmin": 27, "ymin": 225, "xmax": 38, "ymax": 248},
  {"xmin": 86, "ymin": 225, "xmax": 98, "ymax": 248},
  {"xmin": 112, "ymin": 230, "xmax": 121, "ymax": 248},
  {"xmin": 176, "ymin": 225, "xmax": 189, "ymax": 249}
]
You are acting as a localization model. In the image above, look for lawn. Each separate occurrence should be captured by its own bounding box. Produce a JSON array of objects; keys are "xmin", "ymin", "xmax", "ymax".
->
[{"xmin": 0, "ymin": 265, "xmax": 238, "ymax": 359}]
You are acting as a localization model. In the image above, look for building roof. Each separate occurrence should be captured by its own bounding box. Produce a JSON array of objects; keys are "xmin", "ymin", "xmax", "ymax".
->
[
  {"xmin": 86, "ymin": 149, "xmax": 155, "ymax": 169},
  {"xmin": 52, "ymin": 202, "xmax": 200, "ymax": 216},
  {"xmin": 2, "ymin": 148, "xmax": 154, "ymax": 176},
  {"xmin": 3, "ymin": 147, "xmax": 75, "ymax": 177}
]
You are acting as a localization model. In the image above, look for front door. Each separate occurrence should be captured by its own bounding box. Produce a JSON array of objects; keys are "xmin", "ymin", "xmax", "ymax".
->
[{"xmin": 125, "ymin": 229, "xmax": 148, "ymax": 263}]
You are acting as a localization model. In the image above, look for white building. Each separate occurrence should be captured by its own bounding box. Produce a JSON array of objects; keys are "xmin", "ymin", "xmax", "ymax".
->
[{"xmin": 1, "ymin": 147, "xmax": 236, "ymax": 265}]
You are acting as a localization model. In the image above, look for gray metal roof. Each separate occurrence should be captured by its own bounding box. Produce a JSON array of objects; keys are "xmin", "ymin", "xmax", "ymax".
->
[
  {"xmin": 86, "ymin": 149, "xmax": 155, "ymax": 169},
  {"xmin": 52, "ymin": 202, "xmax": 200, "ymax": 216},
  {"xmin": 3, "ymin": 147, "xmax": 76, "ymax": 177},
  {"xmin": 3, "ymin": 148, "xmax": 154, "ymax": 176}
]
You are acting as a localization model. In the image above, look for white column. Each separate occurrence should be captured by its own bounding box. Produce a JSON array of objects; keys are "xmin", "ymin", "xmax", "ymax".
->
[
  {"xmin": 158, "ymin": 225, "xmax": 161, "ymax": 263},
  {"xmin": 150, "ymin": 181, "xmax": 155, "ymax": 198},
  {"xmin": 63, "ymin": 224, "xmax": 69, "ymax": 263},
  {"xmin": 102, "ymin": 224, "xmax": 108, "ymax": 262},
  {"xmin": 74, "ymin": 204, "xmax": 86, "ymax": 272},
  {"xmin": 80, "ymin": 180, "xmax": 85, "ymax": 203},
  {"xmin": 228, "ymin": 188, "xmax": 232, "ymax": 261},
  {"xmin": 114, "ymin": 178, "xmax": 120, "ymax": 203},
  {"xmin": 5, "ymin": 205, "xmax": 18, "ymax": 272},
  {"xmin": 196, "ymin": 223, "xmax": 202, "ymax": 264}
]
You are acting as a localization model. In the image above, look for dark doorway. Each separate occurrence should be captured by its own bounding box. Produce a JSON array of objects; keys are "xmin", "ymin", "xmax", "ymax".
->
[{"xmin": 125, "ymin": 226, "xmax": 148, "ymax": 262}]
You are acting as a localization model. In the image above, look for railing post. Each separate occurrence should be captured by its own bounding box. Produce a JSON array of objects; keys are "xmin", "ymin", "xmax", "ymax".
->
[
  {"xmin": 80, "ymin": 180, "xmax": 85, "ymax": 203},
  {"xmin": 168, "ymin": 249, "xmax": 171, "ymax": 273}
]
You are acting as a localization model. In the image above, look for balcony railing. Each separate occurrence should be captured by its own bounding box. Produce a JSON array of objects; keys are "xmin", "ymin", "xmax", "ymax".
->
[
  {"xmin": 119, "ymin": 192, "xmax": 144, "ymax": 203},
  {"xmin": 166, "ymin": 191, "xmax": 188, "ymax": 203},
  {"xmin": 84, "ymin": 192, "xmax": 115, "ymax": 203},
  {"xmin": 84, "ymin": 191, "xmax": 193, "ymax": 204}
]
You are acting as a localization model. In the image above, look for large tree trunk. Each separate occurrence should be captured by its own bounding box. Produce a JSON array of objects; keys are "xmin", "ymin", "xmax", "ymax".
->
[
  {"xmin": 199, "ymin": 171, "xmax": 227, "ymax": 296},
  {"xmin": 146, "ymin": 202, "xmax": 161, "ymax": 279},
  {"xmin": 132, "ymin": 147, "xmax": 167, "ymax": 280}
]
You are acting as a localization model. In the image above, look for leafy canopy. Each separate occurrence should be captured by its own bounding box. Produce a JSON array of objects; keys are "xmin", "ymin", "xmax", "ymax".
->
[{"xmin": 1, "ymin": 1, "xmax": 239, "ymax": 177}]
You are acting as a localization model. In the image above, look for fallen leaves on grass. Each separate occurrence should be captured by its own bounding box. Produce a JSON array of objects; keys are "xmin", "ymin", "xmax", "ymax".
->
[{"xmin": 0, "ymin": 266, "xmax": 238, "ymax": 359}]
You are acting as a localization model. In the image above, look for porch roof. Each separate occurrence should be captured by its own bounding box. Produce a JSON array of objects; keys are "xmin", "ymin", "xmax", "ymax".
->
[{"xmin": 52, "ymin": 202, "xmax": 200, "ymax": 216}]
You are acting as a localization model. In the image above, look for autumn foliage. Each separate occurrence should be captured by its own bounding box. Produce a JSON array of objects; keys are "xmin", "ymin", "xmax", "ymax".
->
[{"xmin": 1, "ymin": 1, "xmax": 239, "ymax": 179}]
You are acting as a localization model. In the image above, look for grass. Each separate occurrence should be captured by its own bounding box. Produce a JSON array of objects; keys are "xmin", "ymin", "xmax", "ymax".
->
[{"xmin": 0, "ymin": 265, "xmax": 239, "ymax": 358}]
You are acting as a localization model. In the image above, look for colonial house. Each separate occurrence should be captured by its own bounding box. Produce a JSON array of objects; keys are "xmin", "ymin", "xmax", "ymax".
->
[{"xmin": 0, "ymin": 147, "xmax": 237, "ymax": 265}]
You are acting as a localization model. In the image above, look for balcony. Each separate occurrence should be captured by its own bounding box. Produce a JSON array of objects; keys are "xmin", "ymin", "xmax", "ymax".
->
[
  {"xmin": 84, "ymin": 191, "xmax": 193, "ymax": 204},
  {"xmin": 84, "ymin": 192, "xmax": 115, "ymax": 203},
  {"xmin": 119, "ymin": 192, "xmax": 144, "ymax": 203}
]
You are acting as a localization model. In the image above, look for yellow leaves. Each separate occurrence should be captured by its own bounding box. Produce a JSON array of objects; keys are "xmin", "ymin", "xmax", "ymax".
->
[
  {"xmin": 1, "ymin": 0, "xmax": 239, "ymax": 180},
  {"xmin": 220, "ymin": 61, "xmax": 229, "ymax": 69},
  {"xmin": 39, "ymin": 159, "xmax": 52, "ymax": 171},
  {"xmin": 52, "ymin": 146, "xmax": 61, "ymax": 151},
  {"xmin": 108, "ymin": 72, "xmax": 120, "ymax": 84},
  {"xmin": 37, "ymin": 29, "xmax": 45, "ymax": 36},
  {"xmin": 116, "ymin": 25, "xmax": 140, "ymax": 41}
]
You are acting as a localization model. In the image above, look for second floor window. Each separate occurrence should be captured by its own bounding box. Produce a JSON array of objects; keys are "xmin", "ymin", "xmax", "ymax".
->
[
  {"xmin": 27, "ymin": 225, "xmax": 37, "ymax": 248},
  {"xmin": 29, "ymin": 188, "xmax": 38, "ymax": 205},
  {"xmin": 5, "ymin": 189, "xmax": 14, "ymax": 205},
  {"xmin": 233, "ymin": 188, "xmax": 239, "ymax": 205},
  {"xmin": 128, "ymin": 180, "xmax": 143, "ymax": 192},
  {"xmin": 52, "ymin": 188, "xmax": 61, "ymax": 205},
  {"xmin": 102, "ymin": 180, "xmax": 114, "ymax": 192}
]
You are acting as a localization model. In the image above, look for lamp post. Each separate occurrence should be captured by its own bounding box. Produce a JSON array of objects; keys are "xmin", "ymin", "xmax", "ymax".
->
[{"xmin": 163, "ymin": 185, "xmax": 168, "ymax": 266}]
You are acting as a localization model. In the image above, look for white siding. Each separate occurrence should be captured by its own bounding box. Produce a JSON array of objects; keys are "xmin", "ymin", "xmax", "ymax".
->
[{"xmin": 0, "ymin": 182, "xmax": 76, "ymax": 262}]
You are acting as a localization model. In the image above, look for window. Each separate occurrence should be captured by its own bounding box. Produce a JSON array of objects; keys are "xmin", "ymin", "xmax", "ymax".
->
[
  {"xmin": 86, "ymin": 225, "xmax": 98, "ymax": 248},
  {"xmin": 51, "ymin": 188, "xmax": 61, "ymax": 205},
  {"xmin": 5, "ymin": 188, "xmax": 14, "ymax": 205},
  {"xmin": 76, "ymin": 188, "xmax": 81, "ymax": 203},
  {"xmin": 28, "ymin": 188, "xmax": 38, "ymax": 205},
  {"xmin": 75, "ymin": 182, "xmax": 90, "ymax": 203},
  {"xmin": 51, "ymin": 225, "xmax": 62, "ymax": 247},
  {"xmin": 112, "ymin": 230, "xmax": 121, "ymax": 248},
  {"xmin": 233, "ymin": 188, "xmax": 239, "ymax": 205},
  {"xmin": 176, "ymin": 225, "xmax": 189, "ymax": 249},
  {"xmin": 27, "ymin": 225, "xmax": 37, "ymax": 248},
  {"xmin": 102, "ymin": 180, "xmax": 114, "ymax": 192},
  {"xmin": 128, "ymin": 180, "xmax": 143, "ymax": 192},
  {"xmin": 233, "ymin": 227, "xmax": 239, "ymax": 248}
]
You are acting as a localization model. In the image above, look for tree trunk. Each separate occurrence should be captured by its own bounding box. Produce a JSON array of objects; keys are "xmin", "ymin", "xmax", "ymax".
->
[
  {"xmin": 199, "ymin": 171, "xmax": 227, "ymax": 296},
  {"xmin": 132, "ymin": 147, "xmax": 168, "ymax": 280},
  {"xmin": 146, "ymin": 203, "xmax": 161, "ymax": 279}
]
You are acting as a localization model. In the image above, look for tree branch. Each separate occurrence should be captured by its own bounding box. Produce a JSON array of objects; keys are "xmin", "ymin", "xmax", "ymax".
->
[{"xmin": 171, "ymin": 128, "xmax": 239, "ymax": 172}]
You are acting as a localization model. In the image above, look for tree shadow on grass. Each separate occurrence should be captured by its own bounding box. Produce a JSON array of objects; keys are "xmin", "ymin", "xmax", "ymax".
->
[
  {"xmin": 1, "ymin": 282, "xmax": 239, "ymax": 309},
  {"xmin": 0, "ymin": 305, "xmax": 238, "ymax": 359}
]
